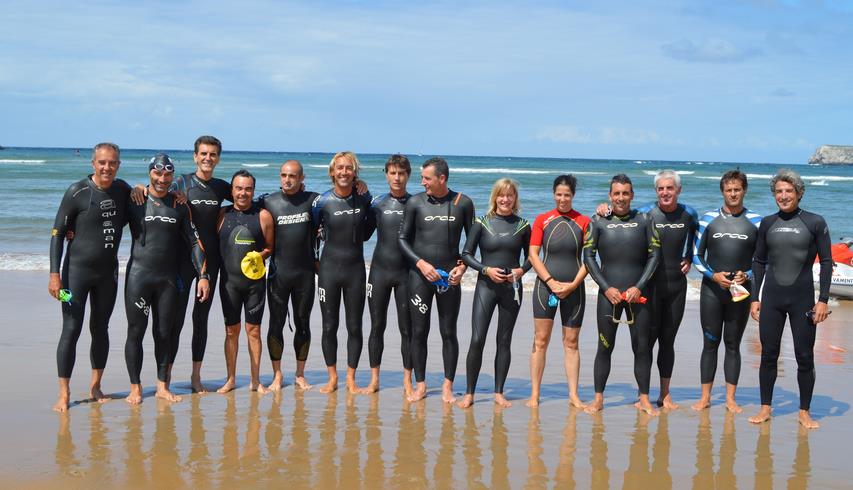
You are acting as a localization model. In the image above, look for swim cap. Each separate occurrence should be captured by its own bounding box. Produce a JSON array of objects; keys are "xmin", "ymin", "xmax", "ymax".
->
[
  {"xmin": 241, "ymin": 251, "xmax": 266, "ymax": 280},
  {"xmin": 148, "ymin": 153, "xmax": 175, "ymax": 173}
]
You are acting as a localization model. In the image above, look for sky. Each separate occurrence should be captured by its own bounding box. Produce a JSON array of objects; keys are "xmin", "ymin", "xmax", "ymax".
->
[{"xmin": 1, "ymin": 0, "xmax": 851, "ymax": 164}]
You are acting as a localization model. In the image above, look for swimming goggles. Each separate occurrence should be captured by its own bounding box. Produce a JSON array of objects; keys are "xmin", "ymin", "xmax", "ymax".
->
[
  {"xmin": 58, "ymin": 289, "xmax": 73, "ymax": 304},
  {"xmin": 432, "ymin": 269, "xmax": 451, "ymax": 294}
]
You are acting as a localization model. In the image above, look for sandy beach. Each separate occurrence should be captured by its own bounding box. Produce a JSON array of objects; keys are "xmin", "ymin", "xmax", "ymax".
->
[{"xmin": 2, "ymin": 269, "xmax": 852, "ymax": 488}]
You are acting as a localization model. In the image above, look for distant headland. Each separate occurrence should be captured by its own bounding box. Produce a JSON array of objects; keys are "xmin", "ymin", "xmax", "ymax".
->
[{"xmin": 809, "ymin": 145, "xmax": 853, "ymax": 165}]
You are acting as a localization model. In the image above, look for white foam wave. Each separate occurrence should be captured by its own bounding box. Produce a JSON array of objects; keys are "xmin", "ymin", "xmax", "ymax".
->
[
  {"xmin": 241, "ymin": 163, "xmax": 269, "ymax": 168},
  {"xmin": 811, "ymin": 180, "xmax": 829, "ymax": 186},
  {"xmin": 0, "ymin": 159, "xmax": 46, "ymax": 165},
  {"xmin": 567, "ymin": 171, "xmax": 606, "ymax": 175},
  {"xmin": 643, "ymin": 170, "xmax": 695, "ymax": 176},
  {"xmin": 452, "ymin": 167, "xmax": 552, "ymax": 175},
  {"xmin": 0, "ymin": 253, "xmax": 49, "ymax": 270}
]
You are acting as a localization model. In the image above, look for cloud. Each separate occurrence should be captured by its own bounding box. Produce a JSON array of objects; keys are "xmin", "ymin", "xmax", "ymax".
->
[
  {"xmin": 536, "ymin": 126, "xmax": 665, "ymax": 145},
  {"xmin": 661, "ymin": 38, "xmax": 762, "ymax": 63}
]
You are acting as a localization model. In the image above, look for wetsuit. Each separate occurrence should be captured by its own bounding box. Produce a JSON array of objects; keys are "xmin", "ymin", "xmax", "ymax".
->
[
  {"xmin": 637, "ymin": 202, "xmax": 698, "ymax": 380},
  {"xmin": 365, "ymin": 192, "xmax": 412, "ymax": 369},
  {"xmin": 261, "ymin": 190, "xmax": 319, "ymax": 364},
  {"xmin": 752, "ymin": 208, "xmax": 832, "ymax": 411},
  {"xmin": 219, "ymin": 203, "xmax": 267, "ymax": 326},
  {"xmin": 398, "ymin": 190, "xmax": 475, "ymax": 383},
  {"xmin": 692, "ymin": 207, "xmax": 761, "ymax": 385},
  {"xmin": 311, "ymin": 189, "xmax": 373, "ymax": 369},
  {"xmin": 460, "ymin": 213, "xmax": 531, "ymax": 394},
  {"xmin": 530, "ymin": 208, "xmax": 590, "ymax": 327},
  {"xmin": 50, "ymin": 176, "xmax": 131, "ymax": 378},
  {"xmin": 125, "ymin": 194, "xmax": 207, "ymax": 384},
  {"xmin": 168, "ymin": 173, "xmax": 231, "ymax": 365},
  {"xmin": 583, "ymin": 211, "xmax": 660, "ymax": 395}
]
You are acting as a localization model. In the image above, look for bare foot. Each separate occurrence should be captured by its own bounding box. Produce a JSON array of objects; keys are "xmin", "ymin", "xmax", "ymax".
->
[
  {"xmin": 126, "ymin": 385, "xmax": 143, "ymax": 405},
  {"xmin": 155, "ymin": 387, "xmax": 183, "ymax": 403},
  {"xmin": 217, "ymin": 380, "xmax": 236, "ymax": 394},
  {"xmin": 190, "ymin": 376, "xmax": 207, "ymax": 394},
  {"xmin": 407, "ymin": 386, "xmax": 427, "ymax": 402},
  {"xmin": 89, "ymin": 385, "xmax": 109, "ymax": 403},
  {"xmin": 267, "ymin": 374, "xmax": 283, "ymax": 392},
  {"xmin": 294, "ymin": 376, "xmax": 313, "ymax": 391},
  {"xmin": 569, "ymin": 395, "xmax": 587, "ymax": 409},
  {"xmin": 441, "ymin": 382, "xmax": 456, "ymax": 404},
  {"xmin": 691, "ymin": 398, "xmax": 711, "ymax": 411},
  {"xmin": 798, "ymin": 410, "xmax": 820, "ymax": 429},
  {"xmin": 658, "ymin": 394, "xmax": 679, "ymax": 410},
  {"xmin": 725, "ymin": 400, "xmax": 743, "ymax": 413},
  {"xmin": 457, "ymin": 394, "xmax": 474, "ymax": 409},
  {"xmin": 346, "ymin": 379, "xmax": 361, "ymax": 395},
  {"xmin": 402, "ymin": 372, "xmax": 413, "ymax": 399},
  {"xmin": 634, "ymin": 399, "xmax": 660, "ymax": 416},
  {"xmin": 359, "ymin": 382, "xmax": 379, "ymax": 395},
  {"xmin": 319, "ymin": 378, "xmax": 338, "ymax": 394},
  {"xmin": 494, "ymin": 393, "xmax": 512, "ymax": 408},
  {"xmin": 525, "ymin": 397, "xmax": 540, "ymax": 408},
  {"xmin": 584, "ymin": 399, "xmax": 604, "ymax": 414},
  {"xmin": 250, "ymin": 381, "xmax": 268, "ymax": 394},
  {"xmin": 53, "ymin": 391, "xmax": 70, "ymax": 412},
  {"xmin": 748, "ymin": 406, "xmax": 772, "ymax": 424}
]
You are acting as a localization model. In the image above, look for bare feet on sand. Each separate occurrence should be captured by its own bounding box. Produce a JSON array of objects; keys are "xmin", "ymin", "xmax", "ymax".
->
[
  {"xmin": 319, "ymin": 377, "xmax": 338, "ymax": 394},
  {"xmin": 89, "ymin": 384, "xmax": 109, "ymax": 403},
  {"xmin": 53, "ymin": 390, "xmax": 71, "ymax": 413},
  {"xmin": 250, "ymin": 381, "xmax": 268, "ymax": 394},
  {"xmin": 725, "ymin": 399, "xmax": 743, "ymax": 413},
  {"xmin": 691, "ymin": 398, "xmax": 711, "ymax": 411},
  {"xmin": 657, "ymin": 394, "xmax": 679, "ymax": 410},
  {"xmin": 155, "ymin": 384, "xmax": 183, "ymax": 403},
  {"xmin": 798, "ymin": 410, "xmax": 820, "ymax": 429},
  {"xmin": 569, "ymin": 395, "xmax": 586, "ymax": 409},
  {"xmin": 634, "ymin": 396, "xmax": 660, "ymax": 416},
  {"xmin": 457, "ymin": 394, "xmax": 474, "ymax": 409},
  {"xmin": 190, "ymin": 375, "xmax": 207, "ymax": 394},
  {"xmin": 359, "ymin": 381, "xmax": 380, "ymax": 395},
  {"xmin": 525, "ymin": 397, "xmax": 540, "ymax": 408},
  {"xmin": 407, "ymin": 384, "xmax": 427, "ymax": 402},
  {"xmin": 294, "ymin": 376, "xmax": 313, "ymax": 391},
  {"xmin": 345, "ymin": 379, "xmax": 361, "ymax": 395},
  {"xmin": 748, "ymin": 405, "xmax": 772, "ymax": 424},
  {"xmin": 494, "ymin": 393, "xmax": 512, "ymax": 408},
  {"xmin": 441, "ymin": 380, "xmax": 456, "ymax": 404},
  {"xmin": 216, "ymin": 380, "xmax": 236, "ymax": 394},
  {"xmin": 584, "ymin": 398, "xmax": 604, "ymax": 414},
  {"xmin": 267, "ymin": 373, "xmax": 284, "ymax": 392},
  {"xmin": 126, "ymin": 385, "xmax": 143, "ymax": 405}
]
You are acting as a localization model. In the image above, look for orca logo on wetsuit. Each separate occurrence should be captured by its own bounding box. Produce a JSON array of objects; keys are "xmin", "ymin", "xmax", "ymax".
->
[
  {"xmin": 190, "ymin": 199, "xmax": 220, "ymax": 206},
  {"xmin": 277, "ymin": 212, "xmax": 309, "ymax": 225},
  {"xmin": 712, "ymin": 232, "xmax": 748, "ymax": 240},
  {"xmin": 424, "ymin": 215, "xmax": 456, "ymax": 222},
  {"xmin": 145, "ymin": 216, "xmax": 178, "ymax": 223},
  {"xmin": 333, "ymin": 209, "xmax": 361, "ymax": 216},
  {"xmin": 383, "ymin": 210, "xmax": 404, "ymax": 215},
  {"xmin": 656, "ymin": 223, "xmax": 685, "ymax": 229},
  {"xmin": 606, "ymin": 222, "xmax": 638, "ymax": 229}
]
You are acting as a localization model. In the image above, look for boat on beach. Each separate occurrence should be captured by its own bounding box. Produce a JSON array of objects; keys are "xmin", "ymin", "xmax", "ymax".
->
[{"xmin": 813, "ymin": 238, "xmax": 853, "ymax": 299}]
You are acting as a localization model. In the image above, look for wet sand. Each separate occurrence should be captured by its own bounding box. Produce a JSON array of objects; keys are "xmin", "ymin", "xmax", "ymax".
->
[{"xmin": 2, "ymin": 270, "xmax": 852, "ymax": 488}]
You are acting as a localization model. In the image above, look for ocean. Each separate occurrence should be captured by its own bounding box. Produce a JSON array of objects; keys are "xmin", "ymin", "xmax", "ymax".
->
[{"xmin": 2, "ymin": 146, "xmax": 851, "ymax": 279}]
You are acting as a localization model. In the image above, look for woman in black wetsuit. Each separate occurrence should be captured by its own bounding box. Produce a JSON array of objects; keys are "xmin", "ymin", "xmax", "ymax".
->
[
  {"xmin": 458, "ymin": 179, "xmax": 530, "ymax": 408},
  {"xmin": 748, "ymin": 169, "xmax": 832, "ymax": 429}
]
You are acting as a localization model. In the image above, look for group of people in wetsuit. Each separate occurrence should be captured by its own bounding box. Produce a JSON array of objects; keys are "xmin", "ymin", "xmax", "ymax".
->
[{"xmin": 49, "ymin": 138, "xmax": 833, "ymax": 430}]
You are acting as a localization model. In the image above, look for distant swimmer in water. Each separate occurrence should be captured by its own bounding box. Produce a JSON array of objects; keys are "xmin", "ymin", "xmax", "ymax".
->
[
  {"xmin": 584, "ymin": 174, "xmax": 661, "ymax": 415},
  {"xmin": 526, "ymin": 175, "xmax": 589, "ymax": 409},
  {"xmin": 361, "ymin": 155, "xmax": 413, "ymax": 395},
  {"xmin": 49, "ymin": 142, "xmax": 131, "ymax": 412},
  {"xmin": 748, "ymin": 169, "xmax": 832, "ymax": 429},
  {"xmin": 216, "ymin": 169, "xmax": 274, "ymax": 394},
  {"xmin": 691, "ymin": 170, "xmax": 761, "ymax": 413},
  {"xmin": 399, "ymin": 157, "xmax": 475, "ymax": 403},
  {"xmin": 458, "ymin": 178, "xmax": 530, "ymax": 409},
  {"xmin": 124, "ymin": 154, "xmax": 209, "ymax": 404}
]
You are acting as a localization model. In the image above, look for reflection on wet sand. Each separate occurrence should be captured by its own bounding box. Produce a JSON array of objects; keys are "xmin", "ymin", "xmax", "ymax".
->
[
  {"xmin": 491, "ymin": 408, "xmax": 510, "ymax": 488},
  {"xmin": 189, "ymin": 394, "xmax": 211, "ymax": 486},
  {"xmin": 526, "ymin": 407, "xmax": 548, "ymax": 487},
  {"xmin": 392, "ymin": 401, "xmax": 426, "ymax": 487},
  {"xmin": 624, "ymin": 412, "xmax": 672, "ymax": 488},
  {"xmin": 590, "ymin": 412, "xmax": 609, "ymax": 488},
  {"xmin": 434, "ymin": 403, "xmax": 456, "ymax": 487},
  {"xmin": 125, "ymin": 407, "xmax": 147, "ymax": 487},
  {"xmin": 554, "ymin": 409, "xmax": 577, "ymax": 488}
]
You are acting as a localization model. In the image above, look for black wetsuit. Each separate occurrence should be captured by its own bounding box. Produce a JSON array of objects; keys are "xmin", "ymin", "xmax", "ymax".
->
[
  {"xmin": 530, "ymin": 208, "xmax": 590, "ymax": 326},
  {"xmin": 261, "ymin": 190, "xmax": 319, "ymax": 364},
  {"xmin": 125, "ymin": 193, "xmax": 207, "ymax": 384},
  {"xmin": 461, "ymin": 213, "xmax": 531, "ymax": 394},
  {"xmin": 50, "ymin": 176, "xmax": 130, "ymax": 378},
  {"xmin": 752, "ymin": 208, "xmax": 832, "ymax": 410},
  {"xmin": 169, "ymin": 173, "xmax": 231, "ymax": 364},
  {"xmin": 365, "ymin": 192, "xmax": 412, "ymax": 369},
  {"xmin": 312, "ymin": 189, "xmax": 373, "ymax": 369},
  {"xmin": 638, "ymin": 202, "xmax": 698, "ymax": 380},
  {"xmin": 693, "ymin": 207, "xmax": 762, "ymax": 385},
  {"xmin": 219, "ymin": 203, "xmax": 267, "ymax": 326},
  {"xmin": 398, "ymin": 190, "xmax": 475, "ymax": 384},
  {"xmin": 583, "ymin": 210, "xmax": 660, "ymax": 395}
]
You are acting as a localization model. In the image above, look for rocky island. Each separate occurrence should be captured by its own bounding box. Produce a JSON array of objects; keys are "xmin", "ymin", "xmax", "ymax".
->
[{"xmin": 809, "ymin": 145, "xmax": 853, "ymax": 165}]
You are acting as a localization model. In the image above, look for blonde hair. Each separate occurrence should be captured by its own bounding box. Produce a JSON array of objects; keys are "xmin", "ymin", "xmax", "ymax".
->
[
  {"xmin": 486, "ymin": 178, "xmax": 520, "ymax": 217},
  {"xmin": 328, "ymin": 151, "xmax": 360, "ymax": 183}
]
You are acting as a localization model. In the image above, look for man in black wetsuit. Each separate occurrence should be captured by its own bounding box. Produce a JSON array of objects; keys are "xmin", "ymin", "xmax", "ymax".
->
[
  {"xmin": 312, "ymin": 151, "xmax": 374, "ymax": 394},
  {"xmin": 124, "ymin": 154, "xmax": 210, "ymax": 405},
  {"xmin": 49, "ymin": 142, "xmax": 130, "ymax": 412},
  {"xmin": 168, "ymin": 135, "xmax": 230, "ymax": 393},
  {"xmin": 584, "ymin": 174, "xmax": 660, "ymax": 415},
  {"xmin": 748, "ymin": 169, "xmax": 832, "ymax": 429},
  {"xmin": 261, "ymin": 159, "xmax": 318, "ymax": 391},
  {"xmin": 399, "ymin": 157, "xmax": 475, "ymax": 403},
  {"xmin": 361, "ymin": 155, "xmax": 412, "ymax": 395},
  {"xmin": 691, "ymin": 170, "xmax": 762, "ymax": 412},
  {"xmin": 216, "ymin": 169, "xmax": 274, "ymax": 394}
]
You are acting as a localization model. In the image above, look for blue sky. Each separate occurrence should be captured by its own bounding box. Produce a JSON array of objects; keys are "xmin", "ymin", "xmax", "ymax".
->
[{"xmin": 2, "ymin": 0, "xmax": 851, "ymax": 163}]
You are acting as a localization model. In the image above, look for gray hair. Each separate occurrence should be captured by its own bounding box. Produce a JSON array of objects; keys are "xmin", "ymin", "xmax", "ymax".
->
[
  {"xmin": 92, "ymin": 142, "xmax": 120, "ymax": 160},
  {"xmin": 770, "ymin": 168, "xmax": 805, "ymax": 196},
  {"xmin": 654, "ymin": 169, "xmax": 681, "ymax": 188}
]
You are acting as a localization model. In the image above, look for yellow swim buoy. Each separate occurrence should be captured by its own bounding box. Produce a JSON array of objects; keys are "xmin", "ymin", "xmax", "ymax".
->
[{"xmin": 241, "ymin": 251, "xmax": 266, "ymax": 280}]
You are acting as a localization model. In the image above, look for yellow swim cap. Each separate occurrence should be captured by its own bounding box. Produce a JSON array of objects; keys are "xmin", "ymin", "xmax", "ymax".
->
[{"xmin": 241, "ymin": 251, "xmax": 266, "ymax": 280}]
